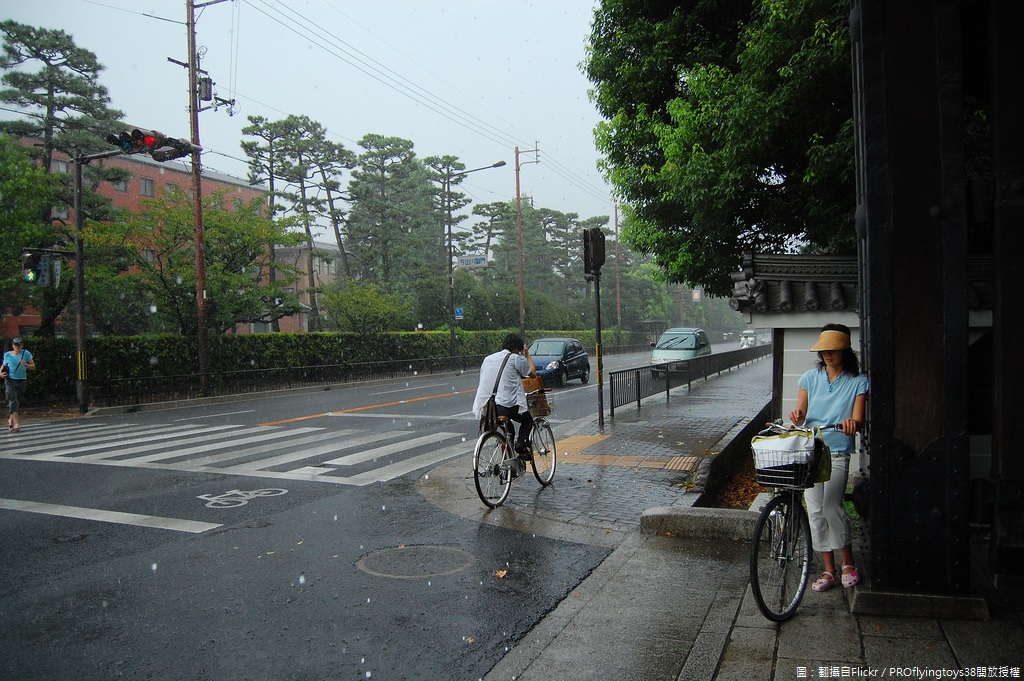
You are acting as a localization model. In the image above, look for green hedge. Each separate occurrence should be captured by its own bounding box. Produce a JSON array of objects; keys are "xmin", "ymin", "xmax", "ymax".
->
[{"xmin": 4, "ymin": 329, "xmax": 643, "ymax": 404}]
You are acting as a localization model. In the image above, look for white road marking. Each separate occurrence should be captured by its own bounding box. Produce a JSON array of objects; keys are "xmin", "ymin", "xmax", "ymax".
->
[{"xmin": 0, "ymin": 498, "xmax": 221, "ymax": 533}]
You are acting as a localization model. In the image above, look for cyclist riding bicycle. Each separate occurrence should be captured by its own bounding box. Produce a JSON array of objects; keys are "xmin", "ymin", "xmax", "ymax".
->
[{"xmin": 472, "ymin": 333, "xmax": 537, "ymax": 459}]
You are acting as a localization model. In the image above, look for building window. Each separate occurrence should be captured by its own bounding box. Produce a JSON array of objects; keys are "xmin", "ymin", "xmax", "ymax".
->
[
  {"xmin": 113, "ymin": 179, "xmax": 128, "ymax": 192},
  {"xmin": 141, "ymin": 248, "xmax": 155, "ymax": 265},
  {"xmin": 141, "ymin": 178, "xmax": 155, "ymax": 197},
  {"xmin": 51, "ymin": 159, "xmax": 68, "ymax": 174}
]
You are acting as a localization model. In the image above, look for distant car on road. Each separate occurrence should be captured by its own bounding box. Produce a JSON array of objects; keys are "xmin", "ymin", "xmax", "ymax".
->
[
  {"xmin": 528, "ymin": 337, "xmax": 590, "ymax": 387},
  {"xmin": 650, "ymin": 327, "xmax": 712, "ymax": 378},
  {"xmin": 740, "ymin": 330, "xmax": 757, "ymax": 348}
]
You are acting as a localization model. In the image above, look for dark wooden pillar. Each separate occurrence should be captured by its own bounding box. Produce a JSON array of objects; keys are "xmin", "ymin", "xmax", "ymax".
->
[
  {"xmin": 989, "ymin": 1, "xmax": 1024, "ymax": 580},
  {"xmin": 853, "ymin": 0, "xmax": 971, "ymax": 592}
]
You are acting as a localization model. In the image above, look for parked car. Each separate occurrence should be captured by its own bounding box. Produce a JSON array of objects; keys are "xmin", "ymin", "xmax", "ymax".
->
[
  {"xmin": 528, "ymin": 337, "xmax": 590, "ymax": 387},
  {"xmin": 650, "ymin": 327, "xmax": 712, "ymax": 378},
  {"xmin": 739, "ymin": 330, "xmax": 757, "ymax": 348}
]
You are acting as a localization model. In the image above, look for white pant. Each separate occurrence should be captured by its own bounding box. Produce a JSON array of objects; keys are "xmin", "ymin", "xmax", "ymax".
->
[{"xmin": 804, "ymin": 453, "xmax": 851, "ymax": 552}]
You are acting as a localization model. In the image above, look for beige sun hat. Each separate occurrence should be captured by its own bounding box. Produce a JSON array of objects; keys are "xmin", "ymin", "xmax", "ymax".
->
[{"xmin": 809, "ymin": 329, "xmax": 851, "ymax": 352}]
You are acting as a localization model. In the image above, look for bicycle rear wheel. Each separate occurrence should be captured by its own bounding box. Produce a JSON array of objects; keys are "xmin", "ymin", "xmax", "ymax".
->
[
  {"xmin": 473, "ymin": 431, "xmax": 512, "ymax": 508},
  {"xmin": 749, "ymin": 492, "xmax": 812, "ymax": 622},
  {"xmin": 530, "ymin": 419, "xmax": 556, "ymax": 486}
]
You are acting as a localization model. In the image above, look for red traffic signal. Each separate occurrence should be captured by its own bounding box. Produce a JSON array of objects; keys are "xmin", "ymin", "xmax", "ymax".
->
[{"xmin": 106, "ymin": 128, "xmax": 166, "ymax": 155}]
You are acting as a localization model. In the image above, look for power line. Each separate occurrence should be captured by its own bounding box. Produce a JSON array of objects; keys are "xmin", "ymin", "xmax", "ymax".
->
[{"xmin": 241, "ymin": 0, "xmax": 612, "ymax": 206}]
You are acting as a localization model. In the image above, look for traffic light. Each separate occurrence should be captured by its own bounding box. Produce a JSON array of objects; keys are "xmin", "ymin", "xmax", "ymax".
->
[
  {"xmin": 107, "ymin": 128, "xmax": 196, "ymax": 162},
  {"xmin": 21, "ymin": 252, "xmax": 41, "ymax": 283},
  {"xmin": 583, "ymin": 227, "xmax": 606, "ymax": 275},
  {"xmin": 106, "ymin": 128, "xmax": 166, "ymax": 155}
]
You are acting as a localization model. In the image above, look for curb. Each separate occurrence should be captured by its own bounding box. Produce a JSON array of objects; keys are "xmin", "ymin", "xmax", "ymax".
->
[{"xmin": 640, "ymin": 506, "xmax": 757, "ymax": 541}]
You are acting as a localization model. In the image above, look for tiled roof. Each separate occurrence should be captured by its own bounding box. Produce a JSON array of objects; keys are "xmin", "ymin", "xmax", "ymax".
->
[
  {"xmin": 729, "ymin": 252, "xmax": 993, "ymax": 314},
  {"xmin": 729, "ymin": 253, "xmax": 859, "ymax": 314}
]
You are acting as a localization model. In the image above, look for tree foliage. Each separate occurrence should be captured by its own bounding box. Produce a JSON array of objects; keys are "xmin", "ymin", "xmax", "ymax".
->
[
  {"xmin": 585, "ymin": 0, "xmax": 855, "ymax": 296},
  {"xmin": 86, "ymin": 189, "xmax": 303, "ymax": 334},
  {"xmin": 1, "ymin": 20, "xmax": 744, "ymax": 344}
]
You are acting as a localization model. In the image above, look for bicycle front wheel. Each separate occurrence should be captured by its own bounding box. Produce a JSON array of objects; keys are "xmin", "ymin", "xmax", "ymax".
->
[
  {"xmin": 530, "ymin": 420, "xmax": 556, "ymax": 486},
  {"xmin": 749, "ymin": 492, "xmax": 812, "ymax": 622},
  {"xmin": 473, "ymin": 431, "xmax": 512, "ymax": 508}
]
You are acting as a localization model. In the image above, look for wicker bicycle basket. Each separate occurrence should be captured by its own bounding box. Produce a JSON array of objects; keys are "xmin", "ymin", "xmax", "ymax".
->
[
  {"xmin": 527, "ymin": 391, "xmax": 552, "ymax": 417},
  {"xmin": 750, "ymin": 430, "xmax": 821, "ymax": 489}
]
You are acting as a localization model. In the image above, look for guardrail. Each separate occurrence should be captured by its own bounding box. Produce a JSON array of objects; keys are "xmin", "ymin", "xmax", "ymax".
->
[{"xmin": 607, "ymin": 345, "xmax": 772, "ymax": 417}]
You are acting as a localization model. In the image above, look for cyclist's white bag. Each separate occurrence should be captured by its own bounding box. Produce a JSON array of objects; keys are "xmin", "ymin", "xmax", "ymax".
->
[{"xmin": 751, "ymin": 427, "xmax": 830, "ymax": 488}]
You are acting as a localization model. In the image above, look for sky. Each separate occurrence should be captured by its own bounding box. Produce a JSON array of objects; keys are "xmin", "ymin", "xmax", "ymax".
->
[{"xmin": 4, "ymin": 0, "xmax": 617, "ymax": 225}]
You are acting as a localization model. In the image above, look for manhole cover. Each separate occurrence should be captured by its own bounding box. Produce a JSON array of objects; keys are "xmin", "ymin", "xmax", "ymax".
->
[{"xmin": 356, "ymin": 545, "xmax": 475, "ymax": 580}]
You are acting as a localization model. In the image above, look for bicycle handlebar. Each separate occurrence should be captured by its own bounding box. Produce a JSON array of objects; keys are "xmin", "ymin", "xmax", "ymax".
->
[{"xmin": 760, "ymin": 419, "xmax": 843, "ymax": 436}]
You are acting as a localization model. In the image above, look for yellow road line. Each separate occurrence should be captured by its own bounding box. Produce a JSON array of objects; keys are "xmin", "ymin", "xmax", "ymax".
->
[{"xmin": 259, "ymin": 389, "xmax": 476, "ymax": 427}]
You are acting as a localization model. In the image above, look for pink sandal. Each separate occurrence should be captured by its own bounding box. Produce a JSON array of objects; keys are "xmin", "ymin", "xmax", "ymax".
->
[
  {"xmin": 841, "ymin": 565, "xmax": 860, "ymax": 588},
  {"xmin": 811, "ymin": 572, "xmax": 835, "ymax": 592}
]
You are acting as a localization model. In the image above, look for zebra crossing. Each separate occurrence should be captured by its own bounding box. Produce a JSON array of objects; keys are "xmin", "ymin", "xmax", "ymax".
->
[{"xmin": 0, "ymin": 419, "xmax": 475, "ymax": 486}]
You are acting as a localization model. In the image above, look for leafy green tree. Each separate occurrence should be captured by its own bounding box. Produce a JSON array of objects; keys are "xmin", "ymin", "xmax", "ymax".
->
[
  {"xmin": 1, "ymin": 20, "xmax": 127, "ymax": 336},
  {"xmin": 586, "ymin": 0, "xmax": 854, "ymax": 296},
  {"xmin": 320, "ymin": 280, "xmax": 413, "ymax": 333},
  {"xmin": 87, "ymin": 188, "xmax": 302, "ymax": 334},
  {"xmin": 346, "ymin": 134, "xmax": 434, "ymax": 292},
  {"xmin": 0, "ymin": 20, "xmax": 124, "ymax": 170},
  {"xmin": 0, "ymin": 135, "xmax": 59, "ymax": 317}
]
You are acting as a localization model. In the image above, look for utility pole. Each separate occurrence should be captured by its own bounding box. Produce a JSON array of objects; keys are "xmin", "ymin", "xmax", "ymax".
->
[
  {"xmin": 174, "ymin": 0, "xmax": 234, "ymax": 394},
  {"xmin": 514, "ymin": 143, "xmax": 540, "ymax": 337}
]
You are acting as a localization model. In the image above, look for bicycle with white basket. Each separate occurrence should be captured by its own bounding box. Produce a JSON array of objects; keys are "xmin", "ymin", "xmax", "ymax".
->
[{"xmin": 748, "ymin": 420, "xmax": 842, "ymax": 621}]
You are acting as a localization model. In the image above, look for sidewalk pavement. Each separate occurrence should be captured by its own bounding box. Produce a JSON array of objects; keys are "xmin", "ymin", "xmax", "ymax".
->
[{"xmin": 419, "ymin": 358, "xmax": 1024, "ymax": 681}]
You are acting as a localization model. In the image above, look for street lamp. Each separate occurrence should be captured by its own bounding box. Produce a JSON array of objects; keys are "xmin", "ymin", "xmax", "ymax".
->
[{"xmin": 442, "ymin": 160, "xmax": 506, "ymax": 363}]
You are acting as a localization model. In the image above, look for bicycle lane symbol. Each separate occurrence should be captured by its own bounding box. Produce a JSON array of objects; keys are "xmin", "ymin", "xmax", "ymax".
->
[{"xmin": 197, "ymin": 489, "xmax": 288, "ymax": 509}]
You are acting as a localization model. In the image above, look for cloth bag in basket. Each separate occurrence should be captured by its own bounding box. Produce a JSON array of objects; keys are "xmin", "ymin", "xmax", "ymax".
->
[{"xmin": 750, "ymin": 427, "xmax": 831, "ymax": 485}]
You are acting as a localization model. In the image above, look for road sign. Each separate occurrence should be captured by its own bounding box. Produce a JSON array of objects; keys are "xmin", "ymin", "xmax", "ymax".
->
[
  {"xmin": 691, "ymin": 290, "xmax": 702, "ymax": 302},
  {"xmin": 36, "ymin": 255, "xmax": 51, "ymax": 287},
  {"xmin": 455, "ymin": 307, "xmax": 464, "ymax": 320},
  {"xmin": 457, "ymin": 255, "xmax": 488, "ymax": 269}
]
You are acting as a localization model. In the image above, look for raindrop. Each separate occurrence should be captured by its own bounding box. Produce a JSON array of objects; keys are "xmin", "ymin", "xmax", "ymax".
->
[
  {"xmin": 381, "ymin": 505, "xmax": 386, "ymax": 511},
  {"xmin": 298, "ymin": 575, "xmax": 306, "ymax": 586},
  {"xmin": 423, "ymin": 474, "xmax": 429, "ymax": 480},
  {"xmin": 333, "ymin": 515, "xmax": 338, "ymax": 522},
  {"xmin": 461, "ymin": 437, "xmax": 466, "ymax": 443},
  {"xmin": 151, "ymin": 563, "xmax": 158, "ymax": 573},
  {"xmin": 149, "ymin": 357, "xmax": 159, "ymax": 366},
  {"xmin": 427, "ymin": 581, "xmax": 431, "ymax": 587},
  {"xmin": 365, "ymin": 673, "xmax": 372, "ymax": 679},
  {"xmin": 148, "ymin": 304, "xmax": 157, "ymax": 314}
]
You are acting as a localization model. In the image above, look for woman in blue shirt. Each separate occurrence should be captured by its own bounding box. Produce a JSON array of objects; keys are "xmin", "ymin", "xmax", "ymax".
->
[
  {"xmin": 2, "ymin": 337, "xmax": 36, "ymax": 432},
  {"xmin": 788, "ymin": 324, "xmax": 868, "ymax": 592}
]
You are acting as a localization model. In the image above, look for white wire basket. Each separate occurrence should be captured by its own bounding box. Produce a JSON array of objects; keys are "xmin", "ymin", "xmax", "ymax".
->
[{"xmin": 751, "ymin": 430, "xmax": 821, "ymax": 489}]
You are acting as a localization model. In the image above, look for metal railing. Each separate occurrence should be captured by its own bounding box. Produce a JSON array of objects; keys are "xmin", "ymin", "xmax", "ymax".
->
[{"xmin": 607, "ymin": 345, "xmax": 772, "ymax": 417}]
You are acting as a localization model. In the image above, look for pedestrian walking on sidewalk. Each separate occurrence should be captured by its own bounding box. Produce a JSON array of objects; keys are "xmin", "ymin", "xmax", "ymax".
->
[
  {"xmin": 788, "ymin": 323, "xmax": 868, "ymax": 592},
  {"xmin": 3, "ymin": 337, "xmax": 36, "ymax": 433}
]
